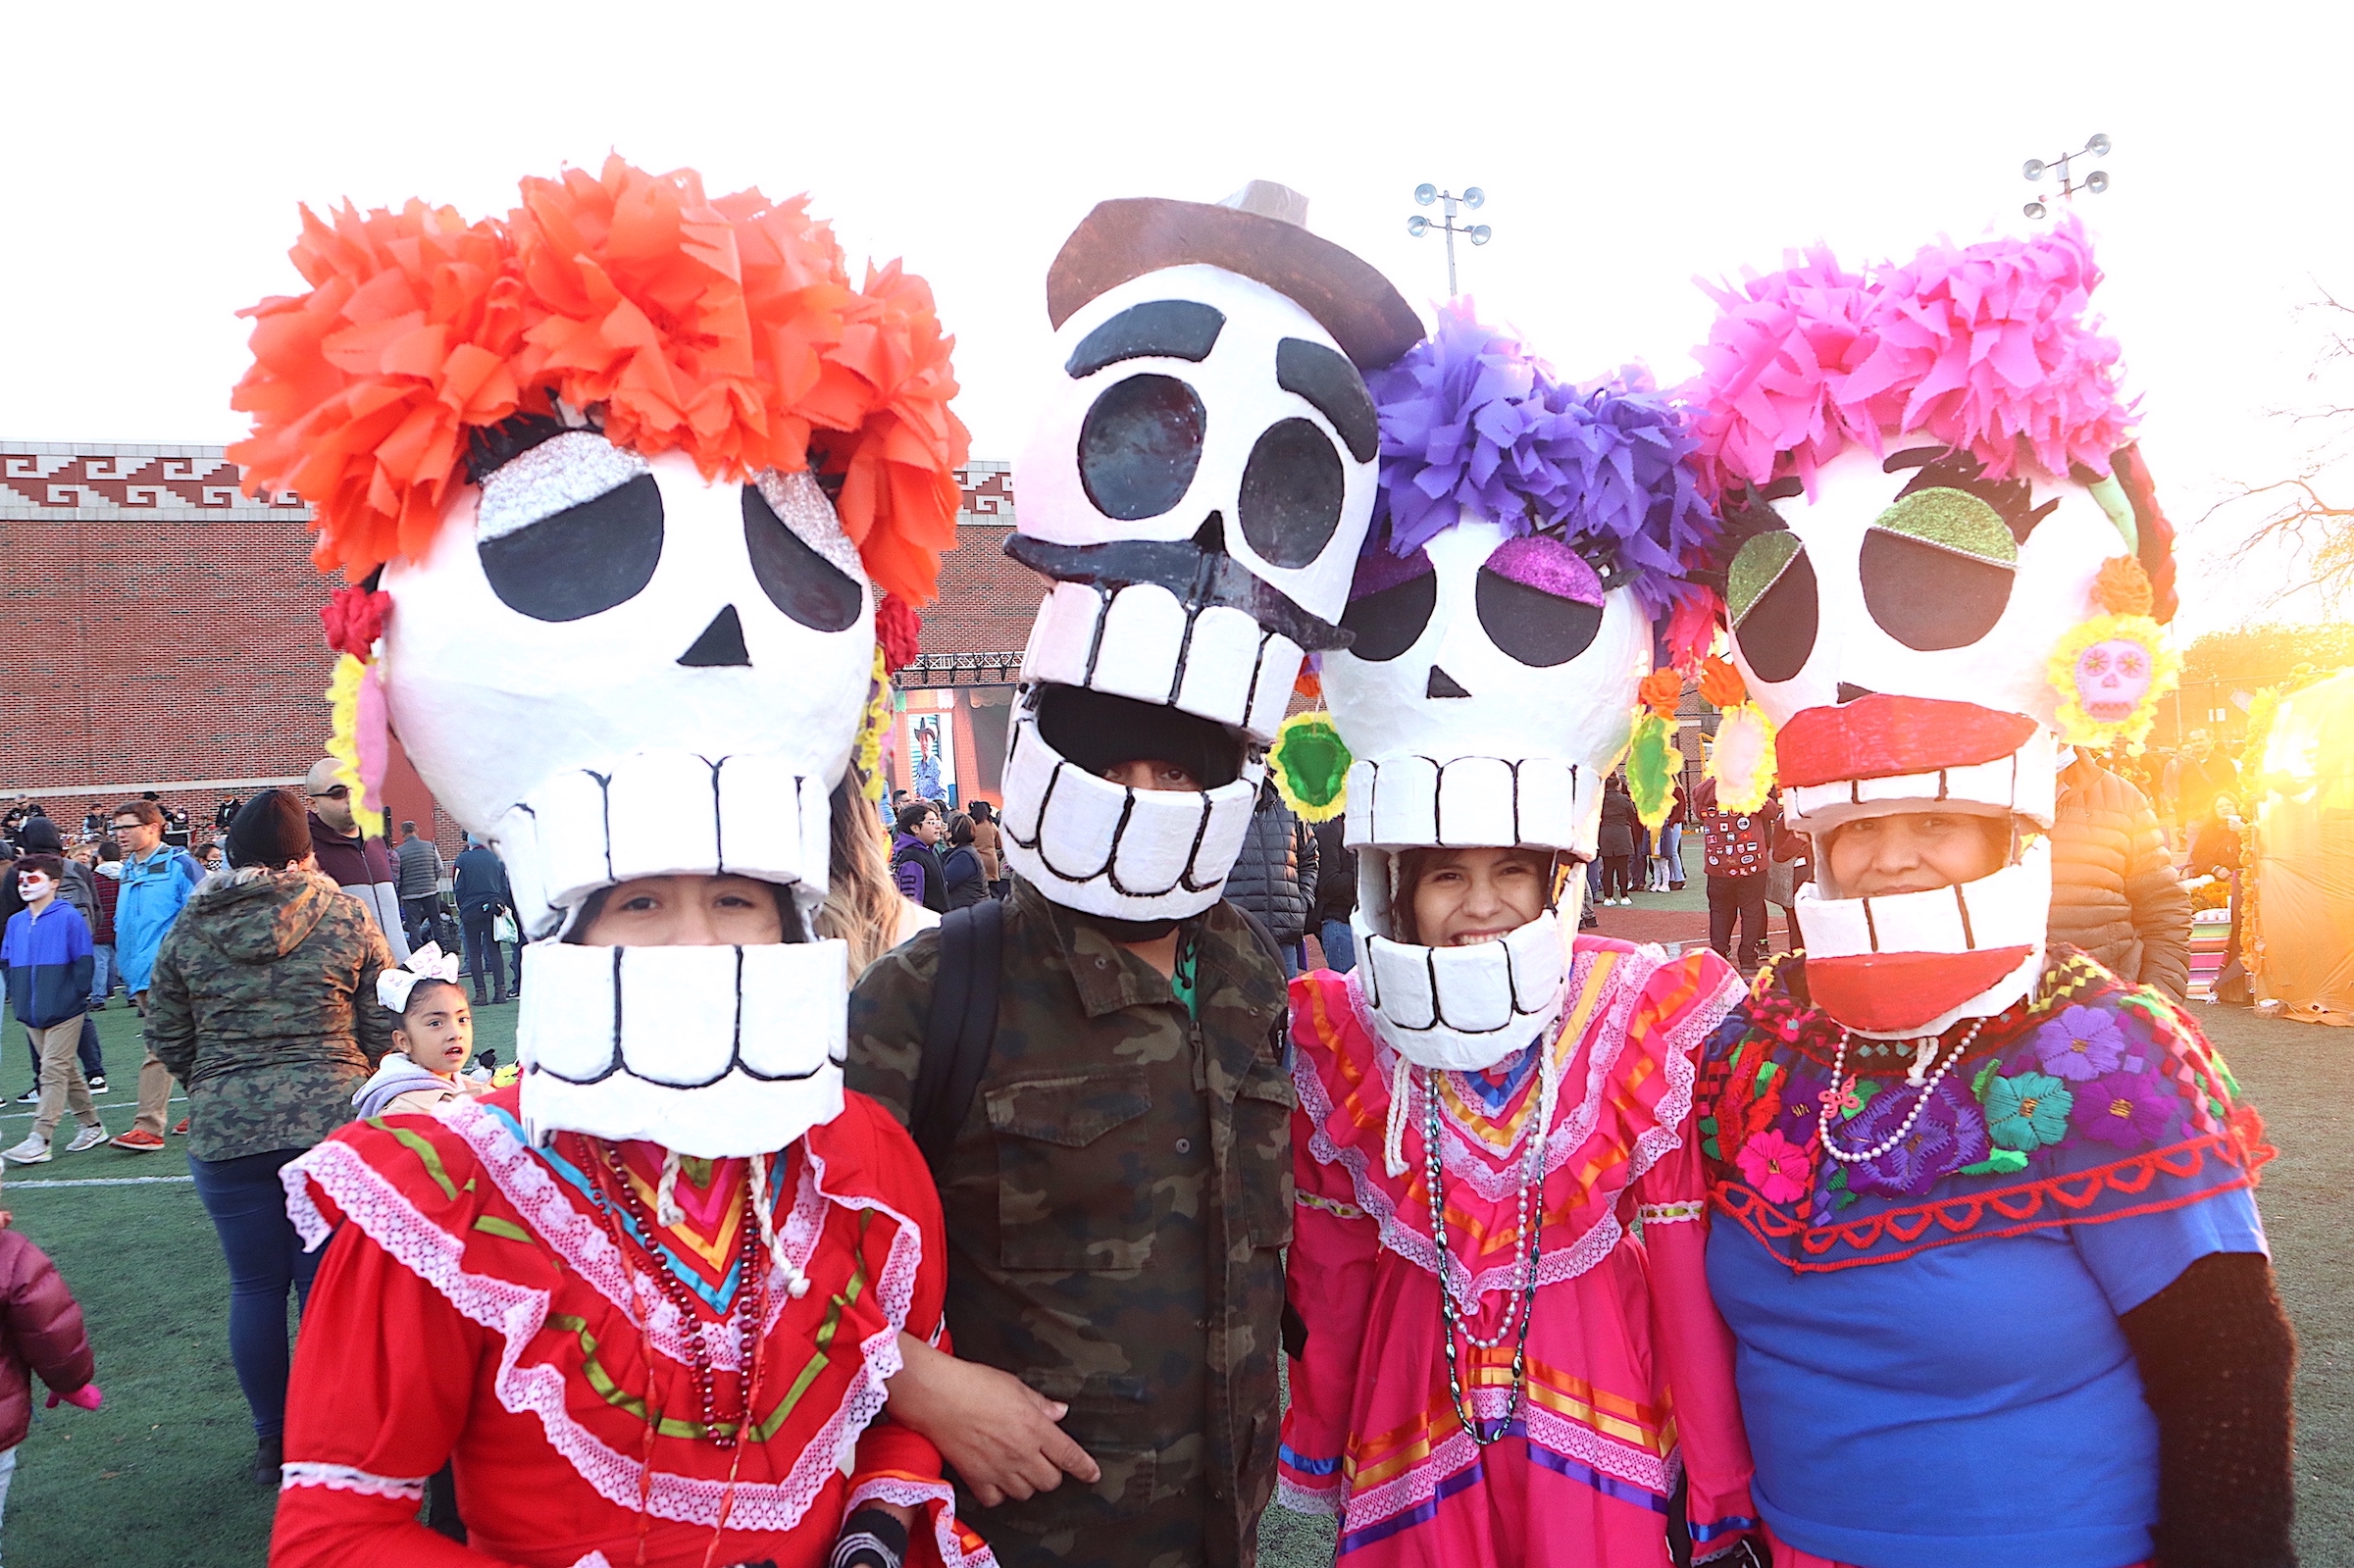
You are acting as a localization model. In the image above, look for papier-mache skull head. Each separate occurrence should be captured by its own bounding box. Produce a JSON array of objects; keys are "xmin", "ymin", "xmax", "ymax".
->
[
  {"xmin": 231, "ymin": 157, "xmax": 967, "ymax": 1155},
  {"xmin": 1000, "ymin": 183, "xmax": 1424, "ymax": 921},
  {"xmin": 1315, "ymin": 307, "xmax": 1723, "ymax": 1070},
  {"xmin": 1690, "ymin": 218, "xmax": 2178, "ymax": 1037}
]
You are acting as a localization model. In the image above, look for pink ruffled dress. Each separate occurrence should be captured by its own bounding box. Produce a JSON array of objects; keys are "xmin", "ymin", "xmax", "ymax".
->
[{"xmin": 1280, "ymin": 936, "xmax": 1761, "ymax": 1565}]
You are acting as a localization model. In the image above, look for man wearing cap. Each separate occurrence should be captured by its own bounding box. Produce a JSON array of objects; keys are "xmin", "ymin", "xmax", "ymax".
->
[
  {"xmin": 850, "ymin": 184, "xmax": 1418, "ymax": 1568},
  {"xmin": 300, "ymin": 759, "xmax": 409, "ymax": 964}
]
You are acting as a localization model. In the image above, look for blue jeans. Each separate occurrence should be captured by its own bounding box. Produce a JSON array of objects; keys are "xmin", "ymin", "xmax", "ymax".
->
[
  {"xmin": 89, "ymin": 942, "xmax": 118, "ymax": 1002},
  {"xmin": 460, "ymin": 907, "xmax": 506, "ymax": 997},
  {"xmin": 188, "ymin": 1147, "xmax": 322, "ymax": 1441},
  {"xmin": 1319, "ymin": 917, "xmax": 1356, "ymax": 975},
  {"xmin": 1660, "ymin": 823, "xmax": 1685, "ymax": 885}
]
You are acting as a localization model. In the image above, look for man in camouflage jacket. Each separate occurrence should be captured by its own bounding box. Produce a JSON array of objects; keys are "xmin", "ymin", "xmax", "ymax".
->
[
  {"xmin": 146, "ymin": 865, "xmax": 396, "ymax": 1166},
  {"xmin": 847, "ymin": 874, "xmax": 1292, "ymax": 1568}
]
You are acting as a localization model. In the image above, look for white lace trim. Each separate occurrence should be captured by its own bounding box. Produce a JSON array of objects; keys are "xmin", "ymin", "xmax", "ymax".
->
[
  {"xmin": 845, "ymin": 1474, "xmax": 999, "ymax": 1568},
  {"xmin": 1275, "ymin": 1473, "xmax": 1344, "ymax": 1516},
  {"xmin": 1336, "ymin": 1388, "xmax": 1678, "ymax": 1536},
  {"xmin": 280, "ymin": 1112, "xmax": 928, "ymax": 1536},
  {"xmin": 1296, "ymin": 945, "xmax": 1733, "ymax": 1304},
  {"xmin": 278, "ymin": 1460, "xmax": 427, "ymax": 1500}
]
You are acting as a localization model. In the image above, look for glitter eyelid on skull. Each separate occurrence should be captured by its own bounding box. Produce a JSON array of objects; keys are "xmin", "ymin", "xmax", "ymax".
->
[
  {"xmin": 1482, "ymin": 535, "xmax": 1603, "ymax": 605},
  {"xmin": 475, "ymin": 431, "xmax": 651, "ymax": 545},
  {"xmin": 753, "ymin": 469, "xmax": 868, "ymax": 583}
]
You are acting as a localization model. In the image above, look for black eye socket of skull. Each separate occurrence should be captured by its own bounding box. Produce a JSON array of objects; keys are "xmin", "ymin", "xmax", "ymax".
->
[
  {"xmin": 1238, "ymin": 418, "xmax": 1347, "ymax": 570},
  {"xmin": 1077, "ymin": 374, "xmax": 1207, "ymax": 522},
  {"xmin": 477, "ymin": 473, "xmax": 664, "ymax": 623},
  {"xmin": 1859, "ymin": 528, "xmax": 2016, "ymax": 651},
  {"xmin": 1729, "ymin": 534, "xmax": 1818, "ymax": 683},
  {"xmin": 743, "ymin": 483, "xmax": 863, "ymax": 632},
  {"xmin": 1474, "ymin": 569, "xmax": 1605, "ymax": 668},
  {"xmin": 1338, "ymin": 571, "xmax": 1437, "ymax": 663},
  {"xmin": 1275, "ymin": 338, "xmax": 1378, "ymax": 463}
]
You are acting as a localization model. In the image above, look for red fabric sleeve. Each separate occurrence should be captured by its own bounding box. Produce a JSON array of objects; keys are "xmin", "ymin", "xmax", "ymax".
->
[
  {"xmin": 269, "ymin": 1223, "xmax": 511, "ymax": 1568},
  {"xmin": 1276, "ymin": 1101, "xmax": 1380, "ymax": 1515},
  {"xmin": 4, "ymin": 1237, "xmax": 94, "ymax": 1395}
]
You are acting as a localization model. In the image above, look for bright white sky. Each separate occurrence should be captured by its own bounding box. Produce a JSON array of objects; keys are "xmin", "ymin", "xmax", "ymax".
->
[{"xmin": 6, "ymin": 0, "xmax": 2347, "ymax": 638}]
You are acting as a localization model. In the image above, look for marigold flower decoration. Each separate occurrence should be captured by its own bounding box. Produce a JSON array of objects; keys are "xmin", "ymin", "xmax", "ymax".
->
[
  {"xmin": 2047, "ymin": 555, "xmax": 2178, "ymax": 754},
  {"xmin": 230, "ymin": 155, "xmax": 969, "ymax": 609},
  {"xmin": 1696, "ymin": 655, "xmax": 1776, "ymax": 813}
]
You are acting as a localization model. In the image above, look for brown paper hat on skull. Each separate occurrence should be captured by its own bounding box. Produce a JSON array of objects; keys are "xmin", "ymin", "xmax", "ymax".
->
[{"xmin": 1047, "ymin": 182, "xmax": 1423, "ymax": 371}]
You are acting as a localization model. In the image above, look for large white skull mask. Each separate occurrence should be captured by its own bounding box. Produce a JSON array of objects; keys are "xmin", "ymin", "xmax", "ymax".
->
[
  {"xmin": 380, "ymin": 426, "xmax": 873, "ymax": 1154},
  {"xmin": 1000, "ymin": 194, "xmax": 1415, "ymax": 924},
  {"xmin": 1325, "ymin": 510, "xmax": 1653, "ymax": 1070},
  {"xmin": 1724, "ymin": 441, "xmax": 2151, "ymax": 1037}
]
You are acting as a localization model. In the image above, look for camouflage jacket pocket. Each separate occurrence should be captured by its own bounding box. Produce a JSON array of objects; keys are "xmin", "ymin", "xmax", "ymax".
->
[
  {"xmin": 986, "ymin": 1065, "xmax": 1154, "ymax": 1272},
  {"xmin": 1232, "ymin": 1068, "xmax": 1296, "ymax": 1250}
]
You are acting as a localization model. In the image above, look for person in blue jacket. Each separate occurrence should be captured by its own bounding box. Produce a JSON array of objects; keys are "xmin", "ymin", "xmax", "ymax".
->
[
  {"xmin": 0, "ymin": 854, "xmax": 107, "ymax": 1164},
  {"xmin": 105, "ymin": 799, "xmax": 203, "ymax": 1152}
]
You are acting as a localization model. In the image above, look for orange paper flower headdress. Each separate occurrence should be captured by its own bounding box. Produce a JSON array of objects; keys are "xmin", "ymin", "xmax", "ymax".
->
[{"xmin": 230, "ymin": 156, "xmax": 970, "ymax": 605}]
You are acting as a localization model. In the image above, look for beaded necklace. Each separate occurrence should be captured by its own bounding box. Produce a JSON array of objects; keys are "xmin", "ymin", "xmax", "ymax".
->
[
  {"xmin": 1422, "ymin": 1058, "xmax": 1552, "ymax": 1446},
  {"xmin": 1816, "ymin": 1018, "xmax": 1985, "ymax": 1166},
  {"xmin": 582, "ymin": 1139, "xmax": 769, "ymax": 1449}
]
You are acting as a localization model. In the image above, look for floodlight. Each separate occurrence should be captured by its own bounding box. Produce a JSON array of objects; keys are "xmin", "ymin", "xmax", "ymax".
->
[
  {"xmin": 1415, "ymin": 183, "xmax": 1439, "ymax": 206},
  {"xmin": 1407, "ymin": 215, "xmax": 1429, "ymax": 236},
  {"xmin": 2023, "ymin": 200, "xmax": 2047, "ymax": 220},
  {"xmin": 1468, "ymin": 225, "xmax": 1492, "ymax": 246},
  {"xmin": 1462, "ymin": 187, "xmax": 1486, "ymax": 209},
  {"xmin": 2087, "ymin": 133, "xmax": 2112, "ymax": 157},
  {"xmin": 2085, "ymin": 169, "xmax": 2110, "ymax": 194}
]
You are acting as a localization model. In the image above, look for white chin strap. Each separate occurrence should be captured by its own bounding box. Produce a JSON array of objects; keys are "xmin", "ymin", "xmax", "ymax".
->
[
  {"xmin": 1792, "ymin": 837, "xmax": 2052, "ymax": 1038},
  {"xmin": 1356, "ymin": 906, "xmax": 1569, "ymax": 1072},
  {"xmin": 997, "ymin": 701, "xmax": 1263, "ymax": 922},
  {"xmin": 489, "ymin": 747, "xmax": 833, "ymax": 941},
  {"xmin": 518, "ymin": 940, "xmax": 846, "ymax": 1159}
]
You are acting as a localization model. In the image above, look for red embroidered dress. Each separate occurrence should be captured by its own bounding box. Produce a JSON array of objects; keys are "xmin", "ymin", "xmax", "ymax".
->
[
  {"xmin": 1280, "ymin": 936, "xmax": 1761, "ymax": 1564},
  {"xmin": 271, "ymin": 1086, "xmax": 990, "ymax": 1568}
]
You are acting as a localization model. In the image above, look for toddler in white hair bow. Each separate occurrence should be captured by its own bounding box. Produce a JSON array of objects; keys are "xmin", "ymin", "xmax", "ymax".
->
[{"xmin": 355, "ymin": 946, "xmax": 486, "ymax": 1120}]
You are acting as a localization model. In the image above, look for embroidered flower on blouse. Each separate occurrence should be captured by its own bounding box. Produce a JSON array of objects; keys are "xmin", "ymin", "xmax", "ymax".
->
[
  {"xmin": 2031, "ymin": 1005, "xmax": 2126, "ymax": 1083},
  {"xmin": 1838, "ymin": 1080, "xmax": 1992, "ymax": 1198},
  {"xmin": 2076, "ymin": 1067, "xmax": 2176, "ymax": 1149},
  {"xmin": 1736, "ymin": 1128, "xmax": 1814, "ymax": 1204},
  {"xmin": 1983, "ymin": 1070, "xmax": 2076, "ymax": 1153}
]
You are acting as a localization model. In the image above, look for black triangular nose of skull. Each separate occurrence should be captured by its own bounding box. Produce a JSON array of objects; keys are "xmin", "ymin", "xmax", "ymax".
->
[
  {"xmin": 1193, "ymin": 513, "xmax": 1226, "ymax": 557},
  {"xmin": 679, "ymin": 605, "xmax": 751, "ymax": 668},
  {"xmin": 1426, "ymin": 665, "xmax": 1470, "ymax": 699}
]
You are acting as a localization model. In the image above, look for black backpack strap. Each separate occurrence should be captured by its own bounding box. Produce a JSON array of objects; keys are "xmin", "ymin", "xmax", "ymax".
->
[{"xmin": 911, "ymin": 898, "xmax": 1004, "ymax": 1174}]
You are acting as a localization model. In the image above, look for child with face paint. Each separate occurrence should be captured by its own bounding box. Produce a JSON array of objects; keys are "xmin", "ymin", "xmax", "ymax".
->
[
  {"xmin": 0, "ymin": 854, "xmax": 105, "ymax": 1164},
  {"xmin": 1686, "ymin": 225, "xmax": 2291, "ymax": 1568},
  {"xmin": 1276, "ymin": 312, "xmax": 1766, "ymax": 1567}
]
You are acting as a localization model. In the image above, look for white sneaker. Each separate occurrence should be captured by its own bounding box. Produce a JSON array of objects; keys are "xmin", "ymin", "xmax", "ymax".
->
[
  {"xmin": 2, "ymin": 1137, "xmax": 52, "ymax": 1166},
  {"xmin": 65, "ymin": 1124, "xmax": 108, "ymax": 1154}
]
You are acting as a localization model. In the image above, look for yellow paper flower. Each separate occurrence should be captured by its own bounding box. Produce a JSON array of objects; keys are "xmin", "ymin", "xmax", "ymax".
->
[
  {"xmin": 2047, "ymin": 613, "xmax": 2179, "ymax": 753},
  {"xmin": 324, "ymin": 653, "xmax": 386, "ymax": 837},
  {"xmin": 848, "ymin": 646, "xmax": 893, "ymax": 803},
  {"xmin": 1707, "ymin": 702, "xmax": 1777, "ymax": 814}
]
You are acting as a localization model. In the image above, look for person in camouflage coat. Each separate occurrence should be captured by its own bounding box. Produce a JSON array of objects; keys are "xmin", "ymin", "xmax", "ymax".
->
[
  {"xmin": 144, "ymin": 790, "xmax": 394, "ymax": 1481},
  {"xmin": 848, "ymin": 876, "xmax": 1292, "ymax": 1568}
]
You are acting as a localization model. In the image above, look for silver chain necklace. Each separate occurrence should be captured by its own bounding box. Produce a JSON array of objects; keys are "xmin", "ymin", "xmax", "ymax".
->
[{"xmin": 1423, "ymin": 1064, "xmax": 1548, "ymax": 1445}]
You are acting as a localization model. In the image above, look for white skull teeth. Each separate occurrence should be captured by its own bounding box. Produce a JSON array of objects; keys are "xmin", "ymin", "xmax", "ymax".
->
[
  {"xmin": 1023, "ymin": 582, "xmax": 1301, "ymax": 742},
  {"xmin": 1344, "ymin": 756, "xmax": 1592, "ymax": 859},
  {"xmin": 1795, "ymin": 842, "xmax": 2052, "ymax": 964},
  {"xmin": 997, "ymin": 711, "xmax": 1260, "ymax": 912},
  {"xmin": 490, "ymin": 749, "xmax": 831, "ymax": 939},
  {"xmin": 518, "ymin": 941, "xmax": 847, "ymax": 1158},
  {"xmin": 1354, "ymin": 912, "xmax": 1569, "ymax": 1071},
  {"xmin": 1783, "ymin": 730, "xmax": 2058, "ymax": 835}
]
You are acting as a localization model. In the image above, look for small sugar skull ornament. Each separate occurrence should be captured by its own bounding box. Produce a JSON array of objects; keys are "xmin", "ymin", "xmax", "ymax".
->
[
  {"xmin": 1318, "ymin": 309, "xmax": 1722, "ymax": 1070},
  {"xmin": 998, "ymin": 183, "xmax": 1422, "ymax": 922},
  {"xmin": 231, "ymin": 158, "xmax": 968, "ymax": 1156},
  {"xmin": 1691, "ymin": 220, "xmax": 2178, "ymax": 1038}
]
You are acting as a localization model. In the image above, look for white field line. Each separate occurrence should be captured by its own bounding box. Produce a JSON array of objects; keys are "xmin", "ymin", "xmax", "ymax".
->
[{"xmin": 6, "ymin": 1176, "xmax": 196, "ymax": 1189}]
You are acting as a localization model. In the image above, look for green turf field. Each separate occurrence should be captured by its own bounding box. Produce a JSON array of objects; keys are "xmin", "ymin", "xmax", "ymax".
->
[{"xmin": 1, "ymin": 1000, "xmax": 2342, "ymax": 1565}]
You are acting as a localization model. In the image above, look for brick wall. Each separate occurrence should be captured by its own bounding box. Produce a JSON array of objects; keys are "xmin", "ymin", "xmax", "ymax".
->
[{"xmin": 4, "ymin": 443, "xmax": 1034, "ymax": 850}]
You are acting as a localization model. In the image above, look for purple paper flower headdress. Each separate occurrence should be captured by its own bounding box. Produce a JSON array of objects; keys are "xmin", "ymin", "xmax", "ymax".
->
[
  {"xmin": 1688, "ymin": 215, "xmax": 2135, "ymax": 496},
  {"xmin": 1365, "ymin": 303, "xmax": 1720, "ymax": 624}
]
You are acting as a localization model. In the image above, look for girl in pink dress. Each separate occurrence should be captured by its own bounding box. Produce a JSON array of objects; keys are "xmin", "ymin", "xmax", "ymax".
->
[{"xmin": 1274, "ymin": 311, "xmax": 1764, "ymax": 1566}]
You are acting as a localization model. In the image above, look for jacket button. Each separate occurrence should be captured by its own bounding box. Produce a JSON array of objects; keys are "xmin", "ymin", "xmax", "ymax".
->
[{"xmin": 1174, "ymin": 1138, "xmax": 1193, "ymax": 1154}]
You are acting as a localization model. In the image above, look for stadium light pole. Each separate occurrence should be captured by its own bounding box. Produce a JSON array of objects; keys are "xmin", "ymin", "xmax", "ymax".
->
[
  {"xmin": 1407, "ymin": 184, "xmax": 1492, "ymax": 299},
  {"xmin": 2022, "ymin": 134, "xmax": 2113, "ymax": 220}
]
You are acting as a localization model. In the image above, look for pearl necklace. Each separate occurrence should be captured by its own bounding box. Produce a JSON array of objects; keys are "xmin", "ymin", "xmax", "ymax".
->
[
  {"xmin": 1816, "ymin": 1019, "xmax": 1984, "ymax": 1166},
  {"xmin": 1423, "ymin": 1063, "xmax": 1550, "ymax": 1446}
]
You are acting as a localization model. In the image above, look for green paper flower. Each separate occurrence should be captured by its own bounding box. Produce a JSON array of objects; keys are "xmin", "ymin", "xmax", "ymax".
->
[{"xmin": 1270, "ymin": 713, "xmax": 1352, "ymax": 822}]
